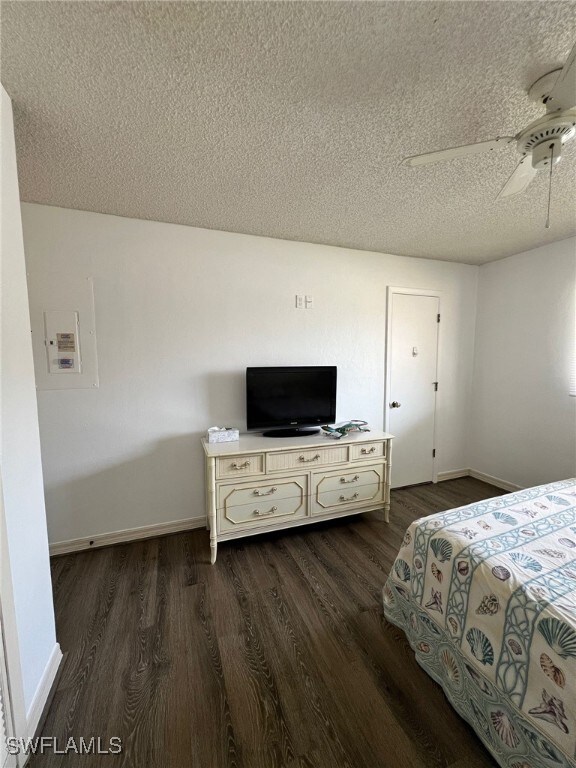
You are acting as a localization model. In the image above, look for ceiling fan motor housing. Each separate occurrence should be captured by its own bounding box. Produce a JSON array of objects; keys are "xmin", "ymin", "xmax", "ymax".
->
[
  {"xmin": 516, "ymin": 109, "xmax": 576, "ymax": 168},
  {"xmin": 531, "ymin": 139, "xmax": 562, "ymax": 169}
]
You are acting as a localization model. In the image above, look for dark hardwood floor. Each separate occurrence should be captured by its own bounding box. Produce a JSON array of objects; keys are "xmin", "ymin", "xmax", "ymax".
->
[{"xmin": 34, "ymin": 478, "xmax": 503, "ymax": 768}]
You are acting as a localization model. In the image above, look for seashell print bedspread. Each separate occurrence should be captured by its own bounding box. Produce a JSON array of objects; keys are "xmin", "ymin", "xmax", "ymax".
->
[{"xmin": 383, "ymin": 478, "xmax": 576, "ymax": 768}]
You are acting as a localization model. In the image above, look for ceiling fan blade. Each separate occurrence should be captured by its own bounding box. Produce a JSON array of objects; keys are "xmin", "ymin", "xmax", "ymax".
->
[
  {"xmin": 546, "ymin": 40, "xmax": 576, "ymax": 110},
  {"xmin": 496, "ymin": 156, "xmax": 538, "ymax": 199},
  {"xmin": 402, "ymin": 137, "xmax": 514, "ymax": 167}
]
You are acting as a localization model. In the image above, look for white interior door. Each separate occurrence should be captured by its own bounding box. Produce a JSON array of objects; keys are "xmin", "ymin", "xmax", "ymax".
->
[{"xmin": 386, "ymin": 290, "xmax": 439, "ymax": 488}]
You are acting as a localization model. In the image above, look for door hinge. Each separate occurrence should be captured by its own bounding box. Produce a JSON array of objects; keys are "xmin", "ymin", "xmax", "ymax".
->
[
  {"xmin": 432, "ymin": 449, "xmax": 436, "ymax": 458},
  {"xmin": 434, "ymin": 382, "xmax": 438, "ymax": 391},
  {"xmin": 437, "ymin": 313, "xmax": 440, "ymax": 323}
]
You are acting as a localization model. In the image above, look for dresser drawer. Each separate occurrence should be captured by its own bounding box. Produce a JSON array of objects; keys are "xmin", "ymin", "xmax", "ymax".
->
[
  {"xmin": 310, "ymin": 464, "xmax": 385, "ymax": 515},
  {"xmin": 349, "ymin": 441, "xmax": 386, "ymax": 461},
  {"xmin": 218, "ymin": 478, "xmax": 307, "ymax": 533},
  {"xmin": 217, "ymin": 476, "xmax": 307, "ymax": 510},
  {"xmin": 216, "ymin": 454, "xmax": 264, "ymax": 479},
  {"xmin": 267, "ymin": 444, "xmax": 348, "ymax": 473}
]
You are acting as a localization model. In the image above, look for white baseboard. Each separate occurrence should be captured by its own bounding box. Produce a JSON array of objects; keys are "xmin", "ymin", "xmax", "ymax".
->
[
  {"xmin": 50, "ymin": 468, "xmax": 523, "ymax": 556},
  {"xmin": 436, "ymin": 468, "xmax": 470, "ymax": 482},
  {"xmin": 26, "ymin": 643, "xmax": 62, "ymax": 737},
  {"xmin": 468, "ymin": 469, "xmax": 523, "ymax": 493},
  {"xmin": 436, "ymin": 468, "xmax": 522, "ymax": 493},
  {"xmin": 49, "ymin": 515, "xmax": 206, "ymax": 556}
]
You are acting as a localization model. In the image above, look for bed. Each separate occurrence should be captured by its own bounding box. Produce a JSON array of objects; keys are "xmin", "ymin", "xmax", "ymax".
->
[{"xmin": 383, "ymin": 478, "xmax": 576, "ymax": 768}]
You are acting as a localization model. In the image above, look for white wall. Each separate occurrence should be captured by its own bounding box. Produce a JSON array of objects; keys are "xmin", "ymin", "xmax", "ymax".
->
[
  {"xmin": 21, "ymin": 203, "xmax": 479, "ymax": 546},
  {"xmin": 0, "ymin": 87, "xmax": 58, "ymax": 714},
  {"xmin": 470, "ymin": 237, "xmax": 576, "ymax": 488}
]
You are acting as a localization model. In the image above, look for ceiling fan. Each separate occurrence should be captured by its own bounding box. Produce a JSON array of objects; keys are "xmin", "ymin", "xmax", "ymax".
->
[{"xmin": 402, "ymin": 40, "xmax": 576, "ymax": 226}]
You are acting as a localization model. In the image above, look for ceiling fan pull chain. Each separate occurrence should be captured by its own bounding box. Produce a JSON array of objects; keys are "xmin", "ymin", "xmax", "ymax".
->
[{"xmin": 545, "ymin": 142, "xmax": 554, "ymax": 229}]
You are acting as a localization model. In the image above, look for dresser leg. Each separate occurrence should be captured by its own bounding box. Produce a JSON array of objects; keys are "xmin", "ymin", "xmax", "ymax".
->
[
  {"xmin": 383, "ymin": 503, "xmax": 390, "ymax": 523},
  {"xmin": 210, "ymin": 541, "xmax": 217, "ymax": 564}
]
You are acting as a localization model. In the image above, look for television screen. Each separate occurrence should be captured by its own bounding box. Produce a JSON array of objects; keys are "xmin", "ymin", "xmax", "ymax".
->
[{"xmin": 246, "ymin": 366, "xmax": 337, "ymax": 437}]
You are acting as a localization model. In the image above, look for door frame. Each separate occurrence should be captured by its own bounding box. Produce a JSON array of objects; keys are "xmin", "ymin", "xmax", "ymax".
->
[
  {"xmin": 384, "ymin": 286, "xmax": 441, "ymax": 484},
  {"xmin": 1, "ymin": 613, "xmax": 19, "ymax": 768},
  {"xmin": 0, "ymin": 473, "xmax": 27, "ymax": 768}
]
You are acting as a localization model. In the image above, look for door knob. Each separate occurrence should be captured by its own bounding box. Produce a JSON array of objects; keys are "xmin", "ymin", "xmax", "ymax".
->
[{"xmin": 390, "ymin": 401, "xmax": 401, "ymax": 408}]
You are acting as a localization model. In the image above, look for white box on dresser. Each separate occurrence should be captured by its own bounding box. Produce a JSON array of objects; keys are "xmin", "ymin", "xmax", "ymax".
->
[{"xmin": 202, "ymin": 430, "xmax": 393, "ymax": 563}]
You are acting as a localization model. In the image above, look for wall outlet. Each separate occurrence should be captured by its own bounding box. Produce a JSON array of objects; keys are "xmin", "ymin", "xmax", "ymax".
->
[
  {"xmin": 305, "ymin": 295, "xmax": 314, "ymax": 308},
  {"xmin": 295, "ymin": 294, "xmax": 304, "ymax": 309}
]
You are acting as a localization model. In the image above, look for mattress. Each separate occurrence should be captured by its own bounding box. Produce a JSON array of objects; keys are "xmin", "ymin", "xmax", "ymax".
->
[{"xmin": 383, "ymin": 478, "xmax": 576, "ymax": 768}]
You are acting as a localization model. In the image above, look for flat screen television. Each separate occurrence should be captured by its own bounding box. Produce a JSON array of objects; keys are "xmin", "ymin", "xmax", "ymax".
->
[{"xmin": 246, "ymin": 366, "xmax": 337, "ymax": 438}]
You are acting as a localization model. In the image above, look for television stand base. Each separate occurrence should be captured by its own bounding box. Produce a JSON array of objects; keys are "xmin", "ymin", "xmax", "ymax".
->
[{"xmin": 262, "ymin": 427, "xmax": 320, "ymax": 438}]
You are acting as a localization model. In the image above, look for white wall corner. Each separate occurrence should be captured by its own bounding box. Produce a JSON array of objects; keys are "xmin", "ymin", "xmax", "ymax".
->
[
  {"xmin": 437, "ymin": 468, "xmax": 523, "ymax": 493},
  {"xmin": 468, "ymin": 238, "xmax": 576, "ymax": 488},
  {"xmin": 468, "ymin": 469, "xmax": 523, "ymax": 493},
  {"xmin": 2, "ymin": 83, "xmax": 59, "ymax": 733},
  {"xmin": 25, "ymin": 643, "xmax": 62, "ymax": 738},
  {"xmin": 436, "ymin": 469, "xmax": 470, "ymax": 482}
]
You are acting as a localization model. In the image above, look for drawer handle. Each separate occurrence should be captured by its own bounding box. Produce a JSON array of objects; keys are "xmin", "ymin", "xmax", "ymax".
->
[
  {"xmin": 340, "ymin": 475, "xmax": 359, "ymax": 484},
  {"xmin": 361, "ymin": 447, "xmax": 376, "ymax": 455},
  {"xmin": 339, "ymin": 492, "xmax": 359, "ymax": 502},
  {"xmin": 299, "ymin": 453, "xmax": 321, "ymax": 463},
  {"xmin": 254, "ymin": 506, "xmax": 278, "ymax": 517},
  {"xmin": 253, "ymin": 487, "xmax": 277, "ymax": 497},
  {"xmin": 231, "ymin": 460, "xmax": 251, "ymax": 470}
]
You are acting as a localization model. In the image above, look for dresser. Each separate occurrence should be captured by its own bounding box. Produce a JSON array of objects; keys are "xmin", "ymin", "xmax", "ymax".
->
[{"xmin": 202, "ymin": 431, "xmax": 393, "ymax": 563}]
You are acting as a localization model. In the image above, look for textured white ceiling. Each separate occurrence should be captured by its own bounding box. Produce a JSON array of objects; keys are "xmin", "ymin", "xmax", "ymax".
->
[{"xmin": 1, "ymin": 1, "xmax": 575, "ymax": 264}]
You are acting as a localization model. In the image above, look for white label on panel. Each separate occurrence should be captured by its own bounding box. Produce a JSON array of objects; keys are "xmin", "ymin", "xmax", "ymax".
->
[{"xmin": 44, "ymin": 310, "xmax": 81, "ymax": 373}]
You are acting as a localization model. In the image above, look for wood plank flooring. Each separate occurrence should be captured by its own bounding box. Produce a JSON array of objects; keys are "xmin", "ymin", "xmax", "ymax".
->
[{"xmin": 33, "ymin": 478, "xmax": 503, "ymax": 768}]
